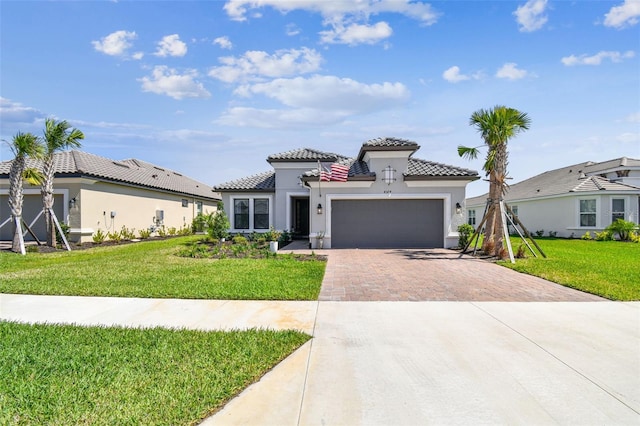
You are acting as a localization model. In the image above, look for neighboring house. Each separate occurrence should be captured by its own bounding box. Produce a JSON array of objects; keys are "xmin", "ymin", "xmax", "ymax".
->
[
  {"xmin": 215, "ymin": 137, "xmax": 479, "ymax": 249},
  {"xmin": 0, "ymin": 150, "xmax": 221, "ymax": 243},
  {"xmin": 466, "ymin": 157, "xmax": 640, "ymax": 238}
]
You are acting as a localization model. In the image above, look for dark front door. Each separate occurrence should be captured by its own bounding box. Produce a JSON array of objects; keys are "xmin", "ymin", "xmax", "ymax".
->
[{"xmin": 292, "ymin": 197, "xmax": 309, "ymax": 238}]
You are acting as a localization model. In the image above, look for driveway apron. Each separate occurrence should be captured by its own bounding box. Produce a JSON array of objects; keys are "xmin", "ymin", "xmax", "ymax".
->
[{"xmin": 319, "ymin": 248, "xmax": 604, "ymax": 301}]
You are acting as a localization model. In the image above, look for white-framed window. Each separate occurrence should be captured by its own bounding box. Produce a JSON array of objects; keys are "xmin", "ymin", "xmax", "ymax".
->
[
  {"xmin": 196, "ymin": 201, "xmax": 203, "ymax": 215},
  {"xmin": 253, "ymin": 199, "xmax": 269, "ymax": 229},
  {"xmin": 234, "ymin": 199, "xmax": 250, "ymax": 229},
  {"xmin": 579, "ymin": 199, "xmax": 597, "ymax": 227},
  {"xmin": 510, "ymin": 205, "xmax": 518, "ymax": 218},
  {"xmin": 468, "ymin": 209, "xmax": 476, "ymax": 226},
  {"xmin": 612, "ymin": 198, "xmax": 625, "ymax": 223},
  {"xmin": 231, "ymin": 196, "xmax": 273, "ymax": 231}
]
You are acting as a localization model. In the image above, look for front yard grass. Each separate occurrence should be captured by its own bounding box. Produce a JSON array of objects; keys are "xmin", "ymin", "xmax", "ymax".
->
[
  {"xmin": 0, "ymin": 321, "xmax": 309, "ymax": 425},
  {"xmin": 500, "ymin": 238, "xmax": 640, "ymax": 301},
  {"xmin": 0, "ymin": 236, "xmax": 325, "ymax": 300}
]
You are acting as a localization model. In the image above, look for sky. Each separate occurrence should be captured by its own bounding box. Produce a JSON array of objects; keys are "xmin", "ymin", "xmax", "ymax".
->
[{"xmin": 1, "ymin": 0, "xmax": 639, "ymax": 198}]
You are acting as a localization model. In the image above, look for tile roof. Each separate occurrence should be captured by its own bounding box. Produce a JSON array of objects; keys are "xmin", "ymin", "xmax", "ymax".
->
[
  {"xmin": 406, "ymin": 158, "xmax": 479, "ymax": 179},
  {"xmin": 302, "ymin": 158, "xmax": 375, "ymax": 180},
  {"xmin": 0, "ymin": 150, "xmax": 220, "ymax": 200},
  {"xmin": 267, "ymin": 148, "xmax": 347, "ymax": 163},
  {"xmin": 214, "ymin": 171, "xmax": 276, "ymax": 191},
  {"xmin": 467, "ymin": 160, "xmax": 640, "ymax": 205},
  {"xmin": 357, "ymin": 137, "xmax": 419, "ymax": 160},
  {"xmin": 583, "ymin": 157, "xmax": 640, "ymax": 174}
]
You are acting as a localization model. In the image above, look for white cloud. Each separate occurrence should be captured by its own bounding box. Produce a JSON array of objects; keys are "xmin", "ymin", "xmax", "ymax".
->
[
  {"xmin": 617, "ymin": 132, "xmax": 640, "ymax": 143},
  {"xmin": 234, "ymin": 75, "xmax": 409, "ymax": 110},
  {"xmin": 223, "ymin": 0, "xmax": 438, "ymax": 46},
  {"xmin": 495, "ymin": 63, "xmax": 529, "ymax": 80},
  {"xmin": 625, "ymin": 111, "xmax": 640, "ymax": 123},
  {"xmin": 224, "ymin": 0, "xmax": 439, "ymax": 24},
  {"xmin": 604, "ymin": 0, "xmax": 640, "ymax": 28},
  {"xmin": 92, "ymin": 30, "xmax": 137, "ymax": 57},
  {"xmin": 320, "ymin": 21, "xmax": 392, "ymax": 45},
  {"xmin": 132, "ymin": 52, "xmax": 144, "ymax": 60},
  {"xmin": 513, "ymin": 0, "xmax": 548, "ymax": 32},
  {"xmin": 442, "ymin": 66, "xmax": 469, "ymax": 83},
  {"xmin": 208, "ymin": 47, "xmax": 323, "ymax": 83},
  {"xmin": 0, "ymin": 97, "xmax": 46, "ymax": 130},
  {"xmin": 139, "ymin": 66, "xmax": 210, "ymax": 100},
  {"xmin": 561, "ymin": 50, "xmax": 635, "ymax": 66},
  {"xmin": 154, "ymin": 34, "xmax": 188, "ymax": 57},
  {"xmin": 213, "ymin": 36, "xmax": 233, "ymax": 49},
  {"xmin": 286, "ymin": 23, "xmax": 301, "ymax": 36},
  {"xmin": 218, "ymin": 74, "xmax": 410, "ymax": 128}
]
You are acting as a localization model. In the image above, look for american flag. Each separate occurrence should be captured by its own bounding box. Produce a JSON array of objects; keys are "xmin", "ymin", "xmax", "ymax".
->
[{"xmin": 330, "ymin": 163, "xmax": 349, "ymax": 182}]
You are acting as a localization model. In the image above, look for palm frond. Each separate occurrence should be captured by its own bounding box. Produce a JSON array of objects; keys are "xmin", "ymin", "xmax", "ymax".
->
[
  {"xmin": 457, "ymin": 146, "xmax": 480, "ymax": 160},
  {"xmin": 23, "ymin": 167, "xmax": 44, "ymax": 185}
]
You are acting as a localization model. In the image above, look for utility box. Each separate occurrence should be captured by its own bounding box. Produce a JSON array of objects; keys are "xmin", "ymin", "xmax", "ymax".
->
[{"xmin": 155, "ymin": 210, "xmax": 164, "ymax": 225}]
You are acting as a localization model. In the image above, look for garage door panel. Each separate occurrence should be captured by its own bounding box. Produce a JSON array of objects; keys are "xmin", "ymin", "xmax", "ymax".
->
[{"xmin": 331, "ymin": 199, "xmax": 443, "ymax": 248}]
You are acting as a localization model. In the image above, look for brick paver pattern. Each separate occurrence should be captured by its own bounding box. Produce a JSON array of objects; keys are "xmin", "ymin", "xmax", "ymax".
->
[{"xmin": 318, "ymin": 249, "xmax": 605, "ymax": 302}]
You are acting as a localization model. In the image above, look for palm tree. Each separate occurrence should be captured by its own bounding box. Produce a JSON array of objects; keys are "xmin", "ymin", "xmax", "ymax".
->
[
  {"xmin": 6, "ymin": 132, "xmax": 44, "ymax": 253},
  {"xmin": 458, "ymin": 105, "xmax": 531, "ymax": 258},
  {"xmin": 41, "ymin": 118, "xmax": 84, "ymax": 246}
]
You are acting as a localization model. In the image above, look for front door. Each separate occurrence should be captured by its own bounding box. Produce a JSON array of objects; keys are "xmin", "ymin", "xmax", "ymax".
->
[{"xmin": 292, "ymin": 197, "xmax": 309, "ymax": 238}]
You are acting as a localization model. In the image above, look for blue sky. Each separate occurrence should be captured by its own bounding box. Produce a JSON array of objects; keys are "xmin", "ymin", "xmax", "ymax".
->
[{"xmin": 1, "ymin": 0, "xmax": 638, "ymax": 197}]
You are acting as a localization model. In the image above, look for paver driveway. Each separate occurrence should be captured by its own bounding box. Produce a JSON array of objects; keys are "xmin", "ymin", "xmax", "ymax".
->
[{"xmin": 319, "ymin": 248, "xmax": 604, "ymax": 301}]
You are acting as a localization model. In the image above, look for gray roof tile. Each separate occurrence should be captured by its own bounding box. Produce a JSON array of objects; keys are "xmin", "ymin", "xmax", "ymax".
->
[
  {"xmin": 406, "ymin": 158, "xmax": 479, "ymax": 178},
  {"xmin": 267, "ymin": 148, "xmax": 347, "ymax": 163},
  {"xmin": 0, "ymin": 150, "xmax": 220, "ymax": 200},
  {"xmin": 362, "ymin": 136, "xmax": 419, "ymax": 148},
  {"xmin": 302, "ymin": 158, "xmax": 375, "ymax": 180},
  {"xmin": 214, "ymin": 171, "xmax": 275, "ymax": 191},
  {"xmin": 467, "ymin": 160, "xmax": 640, "ymax": 205}
]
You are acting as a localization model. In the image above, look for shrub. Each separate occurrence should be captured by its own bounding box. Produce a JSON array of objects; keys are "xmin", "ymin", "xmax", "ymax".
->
[
  {"xmin": 548, "ymin": 231, "xmax": 557, "ymax": 238},
  {"xmin": 138, "ymin": 228, "xmax": 151, "ymax": 239},
  {"xmin": 279, "ymin": 229, "xmax": 292, "ymax": 245},
  {"xmin": 120, "ymin": 226, "xmax": 136, "ymax": 240},
  {"xmin": 56, "ymin": 223, "xmax": 71, "ymax": 246},
  {"xmin": 457, "ymin": 223, "xmax": 475, "ymax": 249},
  {"xmin": 594, "ymin": 230, "xmax": 613, "ymax": 241},
  {"xmin": 207, "ymin": 211, "xmax": 230, "ymax": 240},
  {"xmin": 167, "ymin": 227, "xmax": 177, "ymax": 236},
  {"xmin": 263, "ymin": 226, "xmax": 281, "ymax": 242},
  {"xmin": 156, "ymin": 226, "xmax": 167, "ymax": 237},
  {"xmin": 631, "ymin": 231, "xmax": 640, "ymax": 244},
  {"xmin": 534, "ymin": 230, "xmax": 544, "ymax": 237},
  {"xmin": 191, "ymin": 213, "xmax": 207, "ymax": 233},
  {"xmin": 92, "ymin": 229, "xmax": 106, "ymax": 244},
  {"xmin": 515, "ymin": 244, "xmax": 526, "ymax": 259},
  {"xmin": 178, "ymin": 226, "xmax": 192, "ymax": 236},
  {"xmin": 233, "ymin": 235, "xmax": 249, "ymax": 245},
  {"xmin": 581, "ymin": 231, "xmax": 592, "ymax": 240},
  {"xmin": 107, "ymin": 231, "xmax": 122, "ymax": 243},
  {"xmin": 605, "ymin": 219, "xmax": 637, "ymax": 241}
]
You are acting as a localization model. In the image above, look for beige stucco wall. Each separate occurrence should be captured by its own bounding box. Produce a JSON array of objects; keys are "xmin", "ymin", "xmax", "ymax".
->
[{"xmin": 74, "ymin": 179, "xmax": 218, "ymax": 242}]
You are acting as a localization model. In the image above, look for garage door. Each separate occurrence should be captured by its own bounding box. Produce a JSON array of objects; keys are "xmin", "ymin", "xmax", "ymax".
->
[
  {"xmin": 0, "ymin": 194, "xmax": 64, "ymax": 241},
  {"xmin": 331, "ymin": 199, "xmax": 444, "ymax": 248}
]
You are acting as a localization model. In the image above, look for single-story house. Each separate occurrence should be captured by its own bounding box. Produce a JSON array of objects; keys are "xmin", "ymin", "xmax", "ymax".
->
[
  {"xmin": 466, "ymin": 157, "xmax": 640, "ymax": 238},
  {"xmin": 0, "ymin": 150, "xmax": 221, "ymax": 243},
  {"xmin": 215, "ymin": 137, "xmax": 479, "ymax": 249}
]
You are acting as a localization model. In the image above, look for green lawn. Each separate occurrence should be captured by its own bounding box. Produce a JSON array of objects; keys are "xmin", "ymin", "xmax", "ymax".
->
[
  {"xmin": 500, "ymin": 238, "xmax": 640, "ymax": 301},
  {"xmin": 0, "ymin": 321, "xmax": 309, "ymax": 425},
  {"xmin": 0, "ymin": 237, "xmax": 325, "ymax": 300}
]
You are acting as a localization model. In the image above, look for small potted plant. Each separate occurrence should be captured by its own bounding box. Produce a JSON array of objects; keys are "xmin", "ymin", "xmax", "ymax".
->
[
  {"xmin": 316, "ymin": 231, "xmax": 325, "ymax": 249},
  {"xmin": 265, "ymin": 226, "xmax": 281, "ymax": 252}
]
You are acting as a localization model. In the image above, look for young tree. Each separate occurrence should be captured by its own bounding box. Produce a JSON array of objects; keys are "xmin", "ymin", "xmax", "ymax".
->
[
  {"xmin": 6, "ymin": 132, "xmax": 44, "ymax": 253},
  {"xmin": 458, "ymin": 105, "xmax": 530, "ymax": 258},
  {"xmin": 41, "ymin": 118, "xmax": 84, "ymax": 246}
]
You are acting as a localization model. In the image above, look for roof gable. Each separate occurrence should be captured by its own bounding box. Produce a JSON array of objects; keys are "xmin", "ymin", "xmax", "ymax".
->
[{"xmin": 357, "ymin": 137, "xmax": 419, "ymax": 160}]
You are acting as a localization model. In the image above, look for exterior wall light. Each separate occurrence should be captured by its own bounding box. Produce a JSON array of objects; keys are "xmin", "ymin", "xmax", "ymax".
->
[
  {"xmin": 69, "ymin": 197, "xmax": 77, "ymax": 209},
  {"xmin": 382, "ymin": 165, "xmax": 397, "ymax": 185},
  {"xmin": 456, "ymin": 202, "xmax": 462, "ymax": 214},
  {"xmin": 317, "ymin": 203, "xmax": 323, "ymax": 215}
]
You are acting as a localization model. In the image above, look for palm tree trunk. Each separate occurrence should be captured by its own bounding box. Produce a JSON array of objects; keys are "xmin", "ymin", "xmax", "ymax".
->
[
  {"xmin": 41, "ymin": 157, "xmax": 56, "ymax": 247},
  {"xmin": 9, "ymin": 157, "xmax": 25, "ymax": 253},
  {"xmin": 491, "ymin": 143, "xmax": 508, "ymax": 258}
]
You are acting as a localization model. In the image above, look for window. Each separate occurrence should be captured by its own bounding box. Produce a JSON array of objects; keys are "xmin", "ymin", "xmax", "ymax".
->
[
  {"xmin": 253, "ymin": 199, "xmax": 269, "ymax": 229},
  {"xmin": 181, "ymin": 199, "xmax": 188, "ymax": 207},
  {"xmin": 579, "ymin": 199, "xmax": 596, "ymax": 227},
  {"xmin": 612, "ymin": 199, "xmax": 625, "ymax": 223},
  {"xmin": 468, "ymin": 209, "xmax": 476, "ymax": 226},
  {"xmin": 234, "ymin": 199, "xmax": 249, "ymax": 229},
  {"xmin": 510, "ymin": 205, "xmax": 518, "ymax": 218},
  {"xmin": 196, "ymin": 201, "xmax": 203, "ymax": 216}
]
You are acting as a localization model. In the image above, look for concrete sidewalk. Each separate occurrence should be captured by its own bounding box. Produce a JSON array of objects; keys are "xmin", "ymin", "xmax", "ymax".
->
[
  {"xmin": 211, "ymin": 301, "xmax": 640, "ymax": 425},
  {"xmin": 3, "ymin": 294, "xmax": 637, "ymax": 424}
]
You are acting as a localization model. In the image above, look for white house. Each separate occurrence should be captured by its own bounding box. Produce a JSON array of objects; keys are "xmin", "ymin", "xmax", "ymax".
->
[
  {"xmin": 465, "ymin": 157, "xmax": 640, "ymax": 238},
  {"xmin": 215, "ymin": 137, "xmax": 479, "ymax": 249}
]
